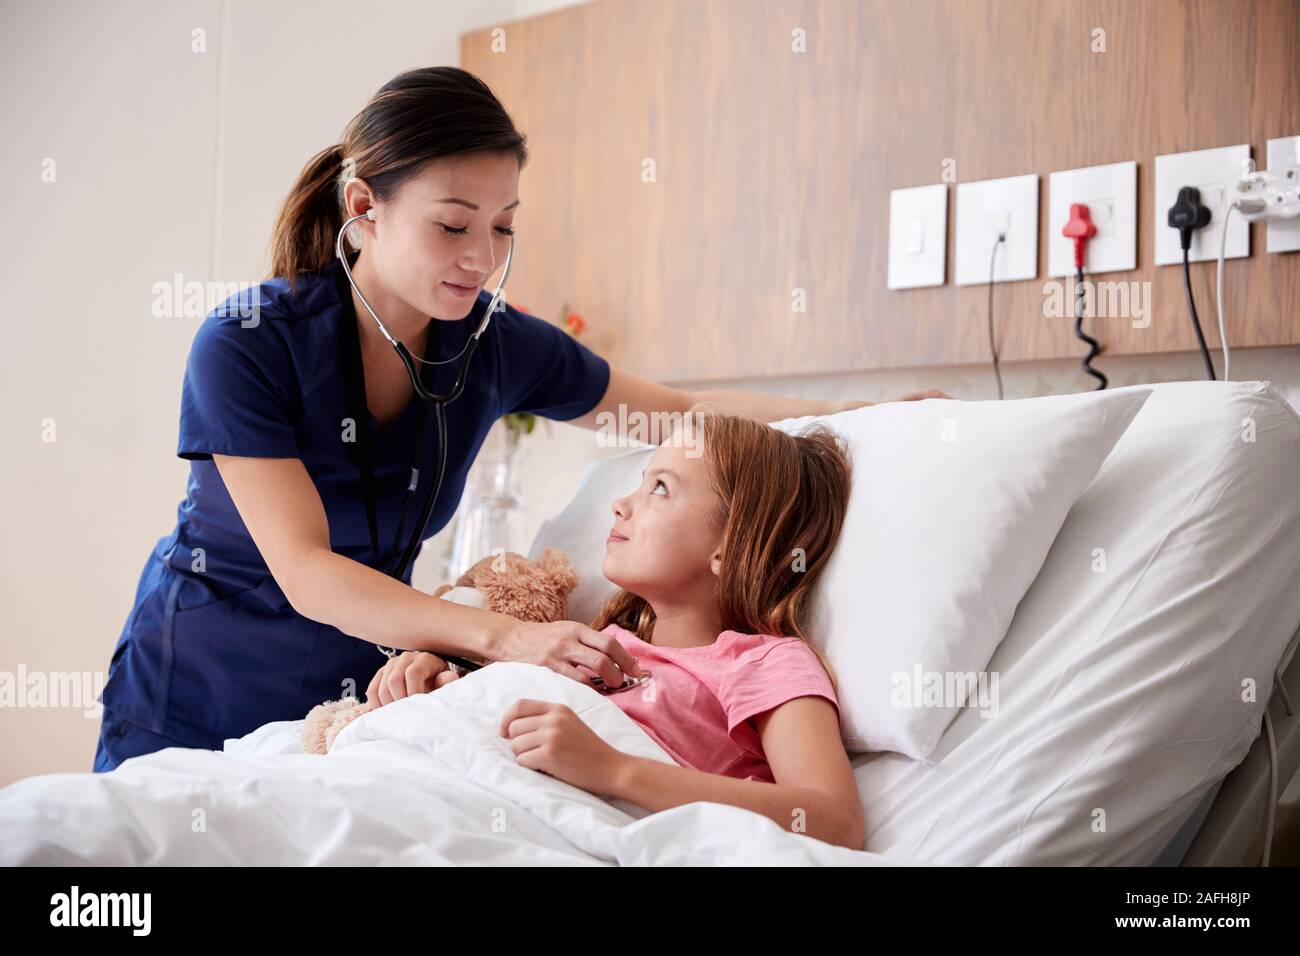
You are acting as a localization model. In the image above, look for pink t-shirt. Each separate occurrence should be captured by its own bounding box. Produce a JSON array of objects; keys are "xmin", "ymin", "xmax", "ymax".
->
[{"xmin": 597, "ymin": 623, "xmax": 839, "ymax": 783}]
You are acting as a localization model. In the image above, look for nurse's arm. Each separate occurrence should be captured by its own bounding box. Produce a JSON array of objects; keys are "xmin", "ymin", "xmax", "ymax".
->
[
  {"xmin": 210, "ymin": 453, "xmax": 514, "ymax": 661},
  {"xmin": 565, "ymin": 366, "xmax": 858, "ymax": 431}
]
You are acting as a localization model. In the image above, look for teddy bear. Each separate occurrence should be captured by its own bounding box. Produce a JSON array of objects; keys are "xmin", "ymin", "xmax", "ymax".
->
[{"xmin": 299, "ymin": 547, "xmax": 579, "ymax": 755}]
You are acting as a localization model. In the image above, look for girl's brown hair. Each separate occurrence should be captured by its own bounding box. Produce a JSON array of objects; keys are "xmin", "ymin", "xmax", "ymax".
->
[
  {"xmin": 268, "ymin": 66, "xmax": 528, "ymax": 291},
  {"xmin": 590, "ymin": 412, "xmax": 852, "ymax": 691}
]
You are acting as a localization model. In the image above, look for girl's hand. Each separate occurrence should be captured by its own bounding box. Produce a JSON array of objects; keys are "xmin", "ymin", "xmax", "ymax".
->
[
  {"xmin": 496, "ymin": 619, "xmax": 646, "ymax": 690},
  {"xmin": 500, "ymin": 698, "xmax": 628, "ymax": 797},
  {"xmin": 366, "ymin": 650, "xmax": 460, "ymax": 707}
]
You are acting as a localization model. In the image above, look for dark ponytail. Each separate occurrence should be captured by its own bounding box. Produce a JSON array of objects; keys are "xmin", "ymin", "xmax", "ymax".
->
[{"xmin": 268, "ymin": 66, "xmax": 528, "ymax": 291}]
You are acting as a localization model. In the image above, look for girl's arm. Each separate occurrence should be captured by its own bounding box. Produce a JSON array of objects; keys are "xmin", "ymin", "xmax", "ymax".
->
[
  {"xmin": 567, "ymin": 365, "xmax": 853, "ymax": 429},
  {"xmin": 608, "ymin": 696, "xmax": 865, "ymax": 850},
  {"xmin": 564, "ymin": 365, "xmax": 952, "ymax": 431}
]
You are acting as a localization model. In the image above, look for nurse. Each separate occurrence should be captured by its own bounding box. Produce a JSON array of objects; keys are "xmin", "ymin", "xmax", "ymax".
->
[{"xmin": 94, "ymin": 65, "xmax": 947, "ymax": 771}]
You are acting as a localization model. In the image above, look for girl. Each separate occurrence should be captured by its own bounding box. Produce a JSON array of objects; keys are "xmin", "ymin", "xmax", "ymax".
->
[{"xmin": 502, "ymin": 412, "xmax": 863, "ymax": 850}]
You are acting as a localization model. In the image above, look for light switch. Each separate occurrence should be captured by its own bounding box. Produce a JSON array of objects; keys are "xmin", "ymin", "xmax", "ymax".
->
[
  {"xmin": 1154, "ymin": 145, "xmax": 1250, "ymax": 265},
  {"xmin": 954, "ymin": 174, "xmax": 1039, "ymax": 285},
  {"xmin": 1048, "ymin": 161, "xmax": 1136, "ymax": 277},
  {"xmin": 907, "ymin": 218, "xmax": 925, "ymax": 254},
  {"xmin": 888, "ymin": 184, "xmax": 947, "ymax": 289}
]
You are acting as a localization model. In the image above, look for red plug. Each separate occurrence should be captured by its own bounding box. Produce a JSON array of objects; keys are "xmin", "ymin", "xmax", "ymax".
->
[{"xmin": 1062, "ymin": 203, "xmax": 1097, "ymax": 269}]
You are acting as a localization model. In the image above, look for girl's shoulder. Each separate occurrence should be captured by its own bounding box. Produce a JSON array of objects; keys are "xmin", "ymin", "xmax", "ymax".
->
[{"xmin": 714, "ymin": 629, "xmax": 810, "ymax": 659}]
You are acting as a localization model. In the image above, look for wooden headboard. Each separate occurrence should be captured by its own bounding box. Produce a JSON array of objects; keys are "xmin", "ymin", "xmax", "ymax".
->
[{"xmin": 462, "ymin": 0, "xmax": 1300, "ymax": 384}]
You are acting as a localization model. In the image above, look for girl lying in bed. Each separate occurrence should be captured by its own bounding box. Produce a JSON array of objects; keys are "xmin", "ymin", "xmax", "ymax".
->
[{"xmin": 371, "ymin": 412, "xmax": 863, "ymax": 850}]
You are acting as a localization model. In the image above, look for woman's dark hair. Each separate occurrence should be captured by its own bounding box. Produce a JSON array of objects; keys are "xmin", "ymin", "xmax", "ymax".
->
[{"xmin": 268, "ymin": 66, "xmax": 528, "ymax": 290}]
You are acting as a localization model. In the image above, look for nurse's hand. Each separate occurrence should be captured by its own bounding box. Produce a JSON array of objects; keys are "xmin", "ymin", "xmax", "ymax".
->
[
  {"xmin": 366, "ymin": 651, "xmax": 460, "ymax": 708},
  {"xmin": 833, "ymin": 389, "xmax": 953, "ymax": 412},
  {"xmin": 891, "ymin": 388, "xmax": 953, "ymax": 402},
  {"xmin": 497, "ymin": 620, "xmax": 646, "ymax": 690}
]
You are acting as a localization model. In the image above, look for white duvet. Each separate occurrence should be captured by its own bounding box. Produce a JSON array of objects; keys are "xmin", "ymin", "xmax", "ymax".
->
[{"xmin": 0, "ymin": 662, "xmax": 904, "ymax": 866}]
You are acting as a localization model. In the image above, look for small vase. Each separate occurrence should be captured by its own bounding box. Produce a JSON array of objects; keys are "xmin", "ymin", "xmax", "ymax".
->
[{"xmin": 445, "ymin": 425, "xmax": 527, "ymax": 581}]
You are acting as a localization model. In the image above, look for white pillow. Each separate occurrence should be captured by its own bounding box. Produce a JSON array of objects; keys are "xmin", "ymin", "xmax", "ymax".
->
[
  {"xmin": 528, "ymin": 447, "xmax": 652, "ymax": 625},
  {"xmin": 530, "ymin": 388, "xmax": 1153, "ymax": 760}
]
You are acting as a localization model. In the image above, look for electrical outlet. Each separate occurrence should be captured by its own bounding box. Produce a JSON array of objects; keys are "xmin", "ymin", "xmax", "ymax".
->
[
  {"xmin": 888, "ymin": 184, "xmax": 947, "ymax": 289},
  {"xmin": 1048, "ymin": 160, "xmax": 1137, "ymax": 277},
  {"xmin": 955, "ymin": 174, "xmax": 1038, "ymax": 285},
  {"xmin": 1266, "ymin": 136, "xmax": 1300, "ymax": 253},
  {"xmin": 1154, "ymin": 145, "xmax": 1251, "ymax": 265}
]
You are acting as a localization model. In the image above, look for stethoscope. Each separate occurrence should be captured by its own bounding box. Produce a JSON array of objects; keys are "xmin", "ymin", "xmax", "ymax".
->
[
  {"xmin": 333, "ymin": 210, "xmax": 650, "ymax": 695},
  {"xmin": 335, "ymin": 208, "xmax": 512, "ymax": 673}
]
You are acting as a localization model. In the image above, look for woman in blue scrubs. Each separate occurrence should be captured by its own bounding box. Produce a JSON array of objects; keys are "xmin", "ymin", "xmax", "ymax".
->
[{"xmin": 93, "ymin": 66, "xmax": 947, "ymax": 771}]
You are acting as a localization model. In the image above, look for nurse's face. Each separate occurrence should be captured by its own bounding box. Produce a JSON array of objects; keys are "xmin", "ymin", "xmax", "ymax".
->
[
  {"xmin": 369, "ymin": 151, "xmax": 520, "ymax": 321},
  {"xmin": 603, "ymin": 441, "xmax": 725, "ymax": 606}
]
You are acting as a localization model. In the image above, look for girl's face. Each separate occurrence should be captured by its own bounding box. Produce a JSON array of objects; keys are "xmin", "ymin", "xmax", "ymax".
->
[
  {"xmin": 360, "ymin": 151, "xmax": 520, "ymax": 321},
  {"xmin": 603, "ymin": 442, "xmax": 724, "ymax": 604}
]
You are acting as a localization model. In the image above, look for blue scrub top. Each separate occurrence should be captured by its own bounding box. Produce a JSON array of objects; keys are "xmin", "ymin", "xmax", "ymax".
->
[{"xmin": 99, "ymin": 254, "xmax": 611, "ymax": 748}]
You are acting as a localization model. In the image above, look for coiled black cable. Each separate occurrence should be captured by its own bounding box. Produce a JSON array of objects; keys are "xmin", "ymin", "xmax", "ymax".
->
[{"xmin": 1074, "ymin": 265, "xmax": 1107, "ymax": 390}]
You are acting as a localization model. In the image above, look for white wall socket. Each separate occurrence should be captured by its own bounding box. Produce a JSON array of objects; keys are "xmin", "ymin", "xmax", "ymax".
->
[
  {"xmin": 1154, "ymin": 144, "xmax": 1251, "ymax": 265},
  {"xmin": 955, "ymin": 174, "xmax": 1038, "ymax": 285},
  {"xmin": 888, "ymin": 183, "xmax": 948, "ymax": 289},
  {"xmin": 1047, "ymin": 160, "xmax": 1137, "ymax": 277},
  {"xmin": 1267, "ymin": 136, "xmax": 1300, "ymax": 253}
]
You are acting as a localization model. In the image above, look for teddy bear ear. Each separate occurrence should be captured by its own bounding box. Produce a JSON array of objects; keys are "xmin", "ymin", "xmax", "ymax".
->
[
  {"xmin": 539, "ymin": 548, "xmax": 579, "ymax": 592},
  {"xmin": 455, "ymin": 554, "xmax": 494, "ymax": 587}
]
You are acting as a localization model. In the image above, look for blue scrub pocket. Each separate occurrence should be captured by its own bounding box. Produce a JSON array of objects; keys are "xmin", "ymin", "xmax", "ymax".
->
[
  {"xmin": 160, "ymin": 574, "xmax": 318, "ymax": 745},
  {"xmin": 93, "ymin": 707, "xmax": 201, "ymax": 772}
]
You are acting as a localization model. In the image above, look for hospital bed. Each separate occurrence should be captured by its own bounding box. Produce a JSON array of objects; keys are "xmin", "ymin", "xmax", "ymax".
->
[
  {"xmin": 0, "ymin": 380, "xmax": 1296, "ymax": 865},
  {"xmin": 523, "ymin": 378, "xmax": 1300, "ymax": 866},
  {"xmin": 835, "ymin": 379, "xmax": 1300, "ymax": 866}
]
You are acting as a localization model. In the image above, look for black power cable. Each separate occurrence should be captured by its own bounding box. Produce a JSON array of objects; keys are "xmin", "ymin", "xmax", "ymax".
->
[
  {"xmin": 1180, "ymin": 248, "xmax": 1217, "ymax": 380},
  {"xmin": 1167, "ymin": 186, "xmax": 1217, "ymax": 380}
]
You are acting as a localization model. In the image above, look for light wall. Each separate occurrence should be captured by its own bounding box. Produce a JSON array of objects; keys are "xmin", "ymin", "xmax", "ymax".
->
[
  {"xmin": 1, "ymin": 0, "xmax": 1296, "ymax": 786},
  {"xmin": 0, "ymin": 0, "xmax": 587, "ymax": 786}
]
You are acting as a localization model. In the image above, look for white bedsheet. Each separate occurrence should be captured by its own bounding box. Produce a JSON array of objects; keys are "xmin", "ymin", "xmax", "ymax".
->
[{"xmin": 0, "ymin": 662, "xmax": 905, "ymax": 866}]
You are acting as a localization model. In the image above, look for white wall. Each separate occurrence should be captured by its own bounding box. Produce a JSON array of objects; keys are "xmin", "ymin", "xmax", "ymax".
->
[{"xmin": 1, "ymin": 0, "xmax": 1296, "ymax": 785}]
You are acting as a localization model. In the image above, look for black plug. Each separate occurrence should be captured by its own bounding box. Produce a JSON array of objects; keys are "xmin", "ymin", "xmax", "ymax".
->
[
  {"xmin": 1167, "ymin": 185, "xmax": 1218, "ymax": 380},
  {"xmin": 1167, "ymin": 186, "xmax": 1211, "ymax": 251}
]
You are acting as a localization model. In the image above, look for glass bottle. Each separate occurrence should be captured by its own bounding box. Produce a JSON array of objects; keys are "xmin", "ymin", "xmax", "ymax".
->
[{"xmin": 445, "ymin": 425, "xmax": 527, "ymax": 581}]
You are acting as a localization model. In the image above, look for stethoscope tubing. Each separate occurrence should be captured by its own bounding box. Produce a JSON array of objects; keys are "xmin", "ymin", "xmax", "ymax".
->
[
  {"xmin": 333, "ymin": 213, "xmax": 645, "ymax": 695},
  {"xmin": 333, "ymin": 211, "xmax": 514, "ymax": 673}
]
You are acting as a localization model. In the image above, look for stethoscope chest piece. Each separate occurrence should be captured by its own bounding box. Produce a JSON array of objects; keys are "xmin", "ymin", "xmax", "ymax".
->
[{"xmin": 593, "ymin": 670, "xmax": 653, "ymax": 694}]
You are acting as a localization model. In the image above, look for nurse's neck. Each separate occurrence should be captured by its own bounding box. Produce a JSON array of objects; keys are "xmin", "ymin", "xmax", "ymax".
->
[{"xmin": 348, "ymin": 252, "xmax": 433, "ymax": 355}]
